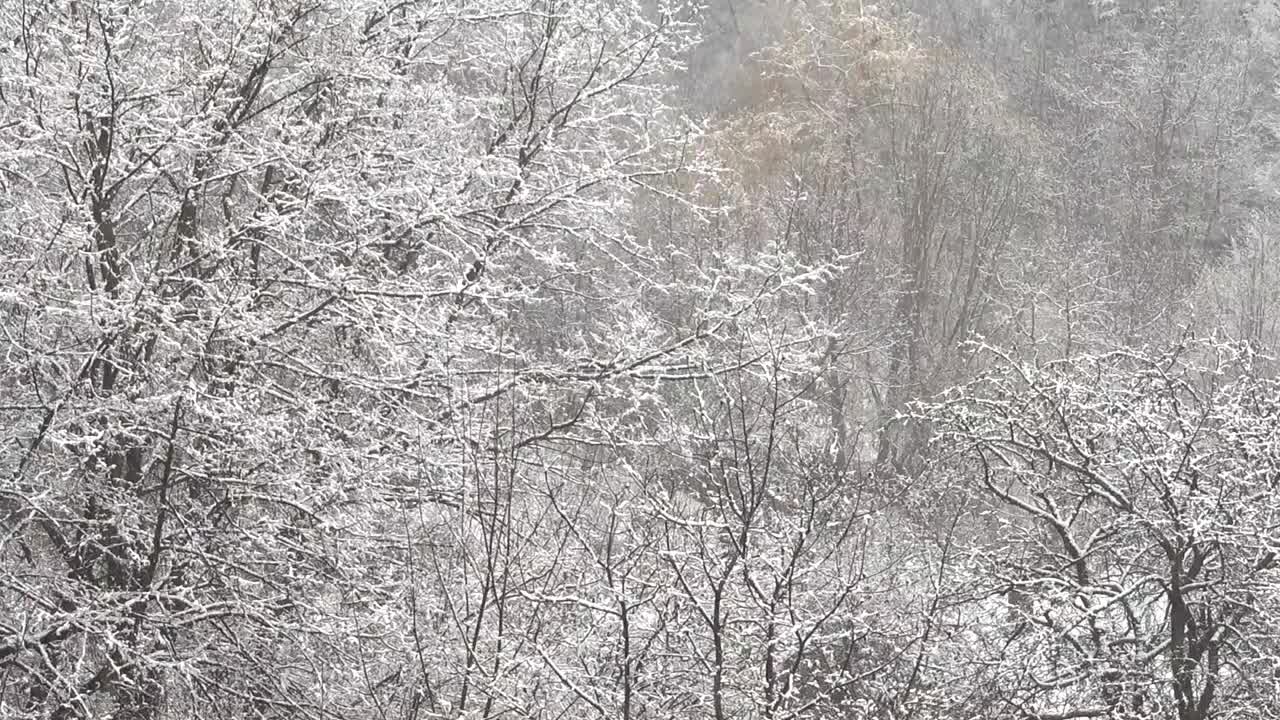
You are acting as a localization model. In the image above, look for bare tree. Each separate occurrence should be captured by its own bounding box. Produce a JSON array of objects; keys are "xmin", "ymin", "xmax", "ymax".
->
[{"xmin": 925, "ymin": 339, "xmax": 1280, "ymax": 719}]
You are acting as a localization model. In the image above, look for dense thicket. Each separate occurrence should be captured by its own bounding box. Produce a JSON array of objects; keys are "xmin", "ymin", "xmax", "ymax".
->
[{"xmin": 2, "ymin": 1, "xmax": 1279, "ymax": 719}]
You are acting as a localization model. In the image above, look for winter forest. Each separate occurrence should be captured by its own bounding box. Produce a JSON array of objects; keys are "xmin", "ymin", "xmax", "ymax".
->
[{"xmin": 6, "ymin": 0, "xmax": 1280, "ymax": 718}]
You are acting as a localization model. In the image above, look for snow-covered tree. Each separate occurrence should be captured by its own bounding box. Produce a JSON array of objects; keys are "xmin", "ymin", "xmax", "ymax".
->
[
  {"xmin": 925, "ymin": 339, "xmax": 1280, "ymax": 719},
  {"xmin": 0, "ymin": 1, "xmax": 776, "ymax": 716}
]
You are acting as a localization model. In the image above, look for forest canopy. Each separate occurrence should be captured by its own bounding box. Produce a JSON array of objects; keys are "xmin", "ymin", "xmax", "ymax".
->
[{"xmin": 2, "ymin": 1, "xmax": 1280, "ymax": 719}]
